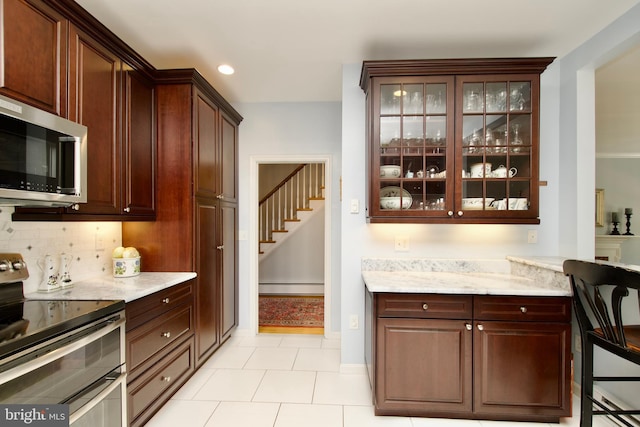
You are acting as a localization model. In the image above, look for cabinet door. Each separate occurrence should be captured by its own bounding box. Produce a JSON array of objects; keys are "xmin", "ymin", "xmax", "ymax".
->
[
  {"xmin": 0, "ymin": 0, "xmax": 67, "ymax": 115},
  {"xmin": 219, "ymin": 201, "xmax": 237, "ymax": 341},
  {"xmin": 195, "ymin": 200, "xmax": 220, "ymax": 364},
  {"xmin": 370, "ymin": 76, "xmax": 455, "ymax": 220},
  {"xmin": 68, "ymin": 24, "xmax": 122, "ymax": 215},
  {"xmin": 456, "ymin": 75, "xmax": 540, "ymax": 222},
  {"xmin": 123, "ymin": 68, "xmax": 155, "ymax": 216},
  {"xmin": 376, "ymin": 317, "xmax": 472, "ymax": 414},
  {"xmin": 473, "ymin": 321, "xmax": 571, "ymax": 418},
  {"xmin": 193, "ymin": 89, "xmax": 219, "ymax": 198},
  {"xmin": 219, "ymin": 111, "xmax": 238, "ymax": 203}
]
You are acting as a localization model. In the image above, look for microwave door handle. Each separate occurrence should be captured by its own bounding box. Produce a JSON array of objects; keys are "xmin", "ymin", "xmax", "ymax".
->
[{"xmin": 68, "ymin": 371, "xmax": 127, "ymax": 425}]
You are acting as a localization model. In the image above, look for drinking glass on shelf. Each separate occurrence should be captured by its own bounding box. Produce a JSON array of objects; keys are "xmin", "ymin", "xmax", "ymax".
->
[
  {"xmin": 511, "ymin": 124, "xmax": 523, "ymax": 153},
  {"xmin": 510, "ymin": 88, "xmax": 525, "ymax": 111}
]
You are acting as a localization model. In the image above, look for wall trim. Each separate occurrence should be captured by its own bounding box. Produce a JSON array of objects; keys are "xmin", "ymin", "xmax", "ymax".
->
[{"xmin": 596, "ymin": 152, "xmax": 640, "ymax": 158}]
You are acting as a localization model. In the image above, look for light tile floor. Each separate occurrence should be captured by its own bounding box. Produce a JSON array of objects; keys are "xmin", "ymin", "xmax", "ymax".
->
[{"xmin": 145, "ymin": 334, "xmax": 602, "ymax": 427}]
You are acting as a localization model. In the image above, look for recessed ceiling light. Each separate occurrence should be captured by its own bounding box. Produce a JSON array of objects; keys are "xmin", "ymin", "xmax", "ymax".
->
[{"xmin": 217, "ymin": 64, "xmax": 235, "ymax": 75}]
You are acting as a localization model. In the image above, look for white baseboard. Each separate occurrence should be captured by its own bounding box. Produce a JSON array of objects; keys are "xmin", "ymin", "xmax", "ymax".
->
[
  {"xmin": 340, "ymin": 364, "xmax": 367, "ymax": 375},
  {"xmin": 259, "ymin": 283, "xmax": 324, "ymax": 295}
]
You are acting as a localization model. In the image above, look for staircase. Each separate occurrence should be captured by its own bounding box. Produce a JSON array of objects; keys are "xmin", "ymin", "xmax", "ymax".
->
[{"xmin": 259, "ymin": 163, "xmax": 325, "ymax": 260}]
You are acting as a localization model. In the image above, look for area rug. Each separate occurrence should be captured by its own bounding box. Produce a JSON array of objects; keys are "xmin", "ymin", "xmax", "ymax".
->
[{"xmin": 259, "ymin": 295, "xmax": 324, "ymax": 329}]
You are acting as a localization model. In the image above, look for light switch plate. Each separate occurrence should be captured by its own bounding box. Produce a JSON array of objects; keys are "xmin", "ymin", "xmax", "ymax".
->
[{"xmin": 350, "ymin": 199, "xmax": 359, "ymax": 214}]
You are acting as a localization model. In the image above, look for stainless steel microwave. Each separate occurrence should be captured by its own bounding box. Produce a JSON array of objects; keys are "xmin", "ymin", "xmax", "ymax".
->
[{"xmin": 0, "ymin": 94, "xmax": 87, "ymax": 206}]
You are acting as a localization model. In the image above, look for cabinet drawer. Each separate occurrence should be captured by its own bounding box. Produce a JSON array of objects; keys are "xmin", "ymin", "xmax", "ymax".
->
[
  {"xmin": 377, "ymin": 294, "xmax": 473, "ymax": 319},
  {"xmin": 474, "ymin": 296, "xmax": 571, "ymax": 322},
  {"xmin": 128, "ymin": 337, "xmax": 195, "ymax": 427},
  {"xmin": 127, "ymin": 304, "xmax": 194, "ymax": 372},
  {"xmin": 126, "ymin": 280, "xmax": 194, "ymax": 330}
]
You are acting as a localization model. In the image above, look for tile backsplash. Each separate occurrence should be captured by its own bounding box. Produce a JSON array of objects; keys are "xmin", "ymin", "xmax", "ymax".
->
[{"xmin": 0, "ymin": 207, "xmax": 122, "ymax": 294}]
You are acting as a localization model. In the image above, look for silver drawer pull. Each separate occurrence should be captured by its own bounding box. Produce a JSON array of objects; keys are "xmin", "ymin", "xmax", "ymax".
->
[
  {"xmin": 422, "ymin": 303, "xmax": 428, "ymax": 310},
  {"xmin": 162, "ymin": 298, "xmax": 170, "ymax": 304},
  {"xmin": 520, "ymin": 306, "xmax": 527, "ymax": 313},
  {"xmin": 477, "ymin": 324, "xmax": 484, "ymax": 331},
  {"xmin": 162, "ymin": 331, "xmax": 171, "ymax": 338},
  {"xmin": 161, "ymin": 376, "xmax": 171, "ymax": 383},
  {"xmin": 465, "ymin": 323, "xmax": 472, "ymax": 331}
]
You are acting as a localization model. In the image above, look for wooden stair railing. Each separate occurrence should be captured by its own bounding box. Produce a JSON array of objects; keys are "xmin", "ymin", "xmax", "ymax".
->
[{"xmin": 259, "ymin": 163, "xmax": 325, "ymax": 253}]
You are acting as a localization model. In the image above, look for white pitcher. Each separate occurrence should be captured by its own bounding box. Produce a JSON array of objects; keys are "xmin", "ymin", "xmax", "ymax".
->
[{"xmin": 37, "ymin": 254, "xmax": 59, "ymax": 293}]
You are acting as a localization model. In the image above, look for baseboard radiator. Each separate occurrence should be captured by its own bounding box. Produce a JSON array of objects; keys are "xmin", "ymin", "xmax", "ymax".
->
[
  {"xmin": 592, "ymin": 385, "xmax": 640, "ymax": 427},
  {"xmin": 259, "ymin": 282, "xmax": 324, "ymax": 295}
]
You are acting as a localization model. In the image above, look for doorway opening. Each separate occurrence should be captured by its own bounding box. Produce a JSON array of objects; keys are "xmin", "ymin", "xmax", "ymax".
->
[{"xmin": 250, "ymin": 156, "xmax": 332, "ymax": 336}]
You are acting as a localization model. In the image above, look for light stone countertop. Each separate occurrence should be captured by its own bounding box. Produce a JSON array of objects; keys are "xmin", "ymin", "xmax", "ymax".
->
[
  {"xmin": 25, "ymin": 272, "xmax": 197, "ymax": 303},
  {"xmin": 362, "ymin": 256, "xmax": 572, "ymax": 296}
]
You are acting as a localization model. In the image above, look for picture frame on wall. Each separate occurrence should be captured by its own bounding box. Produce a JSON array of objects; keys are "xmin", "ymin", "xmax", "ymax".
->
[{"xmin": 596, "ymin": 188, "xmax": 605, "ymax": 227}]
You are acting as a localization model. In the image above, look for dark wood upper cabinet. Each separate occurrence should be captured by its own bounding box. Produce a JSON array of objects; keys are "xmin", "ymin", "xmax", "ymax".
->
[
  {"xmin": 123, "ymin": 68, "xmax": 155, "ymax": 216},
  {"xmin": 360, "ymin": 58, "xmax": 554, "ymax": 224},
  {"xmin": 0, "ymin": 0, "xmax": 67, "ymax": 116},
  {"xmin": 220, "ymin": 111, "xmax": 238, "ymax": 203},
  {"xmin": 194, "ymin": 89, "xmax": 219, "ymax": 199},
  {"xmin": 67, "ymin": 23, "xmax": 122, "ymax": 215}
]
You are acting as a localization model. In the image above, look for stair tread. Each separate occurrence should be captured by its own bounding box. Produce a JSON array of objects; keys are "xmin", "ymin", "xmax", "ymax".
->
[
  {"xmin": 272, "ymin": 229, "xmax": 288, "ymax": 233},
  {"xmin": 284, "ymin": 218, "xmax": 301, "ymax": 222},
  {"xmin": 259, "ymin": 240, "xmax": 276, "ymax": 244}
]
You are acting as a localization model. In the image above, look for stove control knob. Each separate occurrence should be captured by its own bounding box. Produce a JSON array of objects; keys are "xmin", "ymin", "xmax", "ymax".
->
[
  {"xmin": 0, "ymin": 261, "xmax": 9, "ymax": 271},
  {"xmin": 12, "ymin": 261, "xmax": 25, "ymax": 270}
]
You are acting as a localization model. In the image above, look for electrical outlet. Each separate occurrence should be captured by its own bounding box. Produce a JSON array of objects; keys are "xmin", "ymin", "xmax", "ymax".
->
[
  {"xmin": 349, "ymin": 315, "xmax": 359, "ymax": 329},
  {"xmin": 95, "ymin": 232, "xmax": 105, "ymax": 251},
  {"xmin": 527, "ymin": 230, "xmax": 538, "ymax": 244},
  {"xmin": 574, "ymin": 334, "xmax": 582, "ymax": 353},
  {"xmin": 394, "ymin": 236, "xmax": 409, "ymax": 252}
]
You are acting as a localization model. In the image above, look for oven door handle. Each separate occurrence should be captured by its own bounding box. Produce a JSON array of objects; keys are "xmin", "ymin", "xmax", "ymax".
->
[
  {"xmin": 0, "ymin": 315, "xmax": 125, "ymax": 385},
  {"xmin": 68, "ymin": 371, "xmax": 127, "ymax": 425}
]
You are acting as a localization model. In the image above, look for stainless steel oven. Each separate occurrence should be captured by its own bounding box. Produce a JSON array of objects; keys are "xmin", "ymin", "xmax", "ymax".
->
[{"xmin": 0, "ymin": 253, "xmax": 126, "ymax": 427}]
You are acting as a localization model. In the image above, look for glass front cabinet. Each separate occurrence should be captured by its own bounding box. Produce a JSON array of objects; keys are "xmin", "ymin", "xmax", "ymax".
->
[{"xmin": 360, "ymin": 58, "xmax": 554, "ymax": 224}]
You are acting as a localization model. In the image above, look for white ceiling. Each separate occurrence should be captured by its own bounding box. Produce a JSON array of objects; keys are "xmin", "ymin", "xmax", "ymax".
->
[{"xmin": 76, "ymin": 0, "xmax": 640, "ymax": 104}]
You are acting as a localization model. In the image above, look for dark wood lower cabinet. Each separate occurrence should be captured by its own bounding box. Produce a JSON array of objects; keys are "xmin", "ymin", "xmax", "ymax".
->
[
  {"xmin": 376, "ymin": 318, "xmax": 472, "ymax": 415},
  {"xmin": 474, "ymin": 321, "xmax": 571, "ymax": 419},
  {"xmin": 126, "ymin": 280, "xmax": 196, "ymax": 427},
  {"xmin": 366, "ymin": 291, "xmax": 572, "ymax": 422}
]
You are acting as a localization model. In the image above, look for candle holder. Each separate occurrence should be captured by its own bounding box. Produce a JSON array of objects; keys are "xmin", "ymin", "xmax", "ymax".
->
[
  {"xmin": 624, "ymin": 212, "xmax": 634, "ymax": 236},
  {"xmin": 611, "ymin": 221, "xmax": 621, "ymax": 235}
]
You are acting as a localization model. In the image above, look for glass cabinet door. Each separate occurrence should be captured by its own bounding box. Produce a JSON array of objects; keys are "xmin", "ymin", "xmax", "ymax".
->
[
  {"xmin": 457, "ymin": 77, "xmax": 537, "ymax": 218},
  {"xmin": 375, "ymin": 77, "xmax": 454, "ymax": 217}
]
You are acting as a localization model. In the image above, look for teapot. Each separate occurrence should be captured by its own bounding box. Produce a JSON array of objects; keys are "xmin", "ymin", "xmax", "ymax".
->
[{"xmin": 492, "ymin": 165, "xmax": 517, "ymax": 178}]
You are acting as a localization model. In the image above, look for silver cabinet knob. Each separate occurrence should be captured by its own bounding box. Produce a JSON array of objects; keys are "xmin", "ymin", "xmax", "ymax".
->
[
  {"xmin": 520, "ymin": 306, "xmax": 527, "ymax": 313},
  {"xmin": 422, "ymin": 303, "xmax": 428, "ymax": 310},
  {"xmin": 477, "ymin": 324, "xmax": 484, "ymax": 331},
  {"xmin": 448, "ymin": 211, "xmax": 454, "ymax": 217},
  {"xmin": 465, "ymin": 324, "xmax": 472, "ymax": 331},
  {"xmin": 162, "ymin": 298, "xmax": 170, "ymax": 304},
  {"xmin": 71, "ymin": 204, "xmax": 80, "ymax": 211},
  {"xmin": 162, "ymin": 331, "xmax": 171, "ymax": 338},
  {"xmin": 124, "ymin": 207, "xmax": 131, "ymax": 213},
  {"xmin": 217, "ymin": 245, "xmax": 224, "ymax": 250},
  {"xmin": 457, "ymin": 211, "xmax": 464, "ymax": 216},
  {"xmin": 216, "ymin": 194, "xmax": 224, "ymax": 199},
  {"xmin": 161, "ymin": 376, "xmax": 171, "ymax": 383}
]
